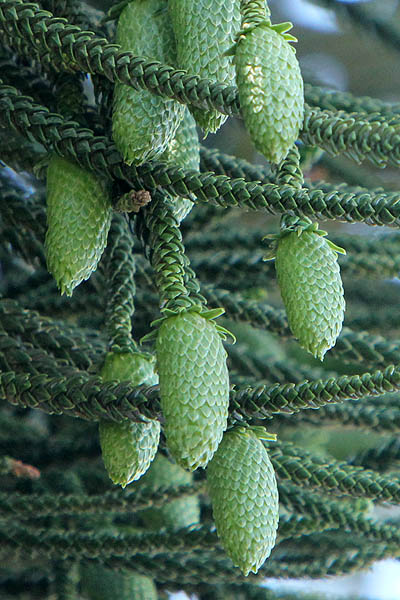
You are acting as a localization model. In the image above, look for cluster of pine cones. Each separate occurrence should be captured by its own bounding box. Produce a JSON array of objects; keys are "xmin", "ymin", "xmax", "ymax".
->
[{"xmin": 44, "ymin": 0, "xmax": 345, "ymax": 575}]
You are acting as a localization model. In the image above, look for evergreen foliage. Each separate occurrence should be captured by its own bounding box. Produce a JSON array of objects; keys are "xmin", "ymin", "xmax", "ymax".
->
[{"xmin": 1, "ymin": 0, "xmax": 400, "ymax": 597}]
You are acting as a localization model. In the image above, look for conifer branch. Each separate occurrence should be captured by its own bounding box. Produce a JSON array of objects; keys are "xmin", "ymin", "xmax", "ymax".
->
[
  {"xmin": 4, "ymin": 349, "xmax": 400, "ymax": 426},
  {"xmin": 345, "ymin": 305, "xmax": 400, "ymax": 333},
  {"xmin": 279, "ymin": 481, "xmax": 400, "ymax": 545},
  {"xmin": 1, "ymin": 2, "xmax": 400, "ymax": 167},
  {"xmin": 187, "ymin": 223, "xmax": 400, "ymax": 268},
  {"xmin": 8, "ymin": 274, "xmax": 104, "ymax": 318},
  {"xmin": 302, "ymin": 106, "xmax": 400, "ymax": 168},
  {"xmin": 0, "ymin": 482, "xmax": 203, "ymax": 518},
  {"xmin": 0, "ymin": 124, "xmax": 43, "ymax": 172},
  {"xmin": 0, "ymin": 298, "xmax": 106, "ymax": 370},
  {"xmin": 0, "ymin": 350, "xmax": 392, "ymax": 425},
  {"xmin": 199, "ymin": 144, "xmax": 400, "ymax": 201},
  {"xmin": 228, "ymin": 346, "xmax": 325, "ymax": 386},
  {"xmin": 1, "ymin": 517, "xmax": 390, "ymax": 583},
  {"xmin": 272, "ymin": 145, "xmax": 304, "ymax": 189},
  {"xmin": 1, "ymin": 1, "xmax": 400, "ymax": 590},
  {"xmin": 0, "ymin": 0, "xmax": 239, "ymax": 116},
  {"xmin": 199, "ymin": 146, "xmax": 273, "ymax": 184},
  {"xmin": 0, "ymin": 173, "xmax": 46, "ymax": 265},
  {"xmin": 304, "ymin": 82, "xmax": 400, "ymax": 119},
  {"xmin": 190, "ymin": 244, "xmax": 400, "ymax": 284},
  {"xmin": 140, "ymin": 191, "xmax": 204, "ymax": 314},
  {"xmin": 102, "ymin": 215, "xmax": 137, "ymax": 353},
  {"xmin": 230, "ymin": 364, "xmax": 400, "ymax": 422},
  {"xmin": 0, "ymin": 174, "xmax": 46, "ymax": 243},
  {"xmin": 349, "ymin": 436, "xmax": 400, "ymax": 471},
  {"xmin": 4, "ymin": 281, "xmax": 400, "ymax": 382},
  {"xmin": 287, "ymin": 401, "xmax": 400, "ymax": 433},
  {"xmin": 271, "ymin": 441, "xmax": 400, "ymax": 504},
  {"xmin": 0, "ymin": 43, "xmax": 55, "ymax": 108},
  {"xmin": 0, "ymin": 522, "xmax": 230, "ymax": 571},
  {"xmin": 3, "ymin": 82, "xmax": 400, "ymax": 226},
  {"xmin": 201, "ymin": 285, "xmax": 400, "ymax": 370},
  {"xmin": 268, "ymin": 538, "xmax": 392, "ymax": 579},
  {"xmin": 0, "ymin": 369, "xmax": 161, "ymax": 421}
]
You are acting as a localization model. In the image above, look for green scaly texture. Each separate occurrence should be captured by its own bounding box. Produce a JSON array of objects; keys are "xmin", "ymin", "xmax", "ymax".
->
[
  {"xmin": 156, "ymin": 311, "xmax": 229, "ymax": 470},
  {"xmin": 81, "ymin": 565, "xmax": 157, "ymax": 600},
  {"xmin": 160, "ymin": 107, "xmax": 200, "ymax": 223},
  {"xmin": 207, "ymin": 427, "xmax": 279, "ymax": 576},
  {"xmin": 112, "ymin": 0, "xmax": 183, "ymax": 165},
  {"xmin": 99, "ymin": 351, "xmax": 160, "ymax": 488},
  {"xmin": 137, "ymin": 453, "xmax": 200, "ymax": 529},
  {"xmin": 274, "ymin": 219, "xmax": 345, "ymax": 360},
  {"xmin": 234, "ymin": 19, "xmax": 304, "ymax": 163},
  {"xmin": 168, "ymin": 0, "xmax": 241, "ymax": 134},
  {"xmin": 45, "ymin": 155, "xmax": 112, "ymax": 297}
]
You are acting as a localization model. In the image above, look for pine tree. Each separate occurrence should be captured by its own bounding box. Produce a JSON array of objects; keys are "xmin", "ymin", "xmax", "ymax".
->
[{"xmin": 0, "ymin": 0, "xmax": 400, "ymax": 597}]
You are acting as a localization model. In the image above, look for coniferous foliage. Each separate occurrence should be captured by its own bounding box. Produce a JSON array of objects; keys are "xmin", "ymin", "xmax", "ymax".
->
[{"xmin": 1, "ymin": 0, "xmax": 400, "ymax": 598}]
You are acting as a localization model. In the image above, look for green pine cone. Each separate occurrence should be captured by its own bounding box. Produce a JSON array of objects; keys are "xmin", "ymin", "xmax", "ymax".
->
[
  {"xmin": 156, "ymin": 311, "xmax": 229, "ymax": 470},
  {"xmin": 234, "ymin": 22, "xmax": 304, "ymax": 163},
  {"xmin": 45, "ymin": 155, "xmax": 112, "ymax": 296},
  {"xmin": 275, "ymin": 220, "xmax": 345, "ymax": 360},
  {"xmin": 81, "ymin": 565, "xmax": 157, "ymax": 600},
  {"xmin": 101, "ymin": 351, "xmax": 158, "ymax": 386},
  {"xmin": 168, "ymin": 0, "xmax": 241, "ymax": 134},
  {"xmin": 112, "ymin": 0, "xmax": 184, "ymax": 165},
  {"xmin": 99, "ymin": 352, "xmax": 160, "ymax": 487},
  {"xmin": 206, "ymin": 427, "xmax": 279, "ymax": 576},
  {"xmin": 137, "ymin": 453, "xmax": 200, "ymax": 529},
  {"xmin": 160, "ymin": 107, "xmax": 200, "ymax": 222}
]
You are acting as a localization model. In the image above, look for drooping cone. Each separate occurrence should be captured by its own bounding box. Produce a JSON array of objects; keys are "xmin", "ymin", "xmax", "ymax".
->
[
  {"xmin": 274, "ymin": 218, "xmax": 345, "ymax": 360},
  {"xmin": 168, "ymin": 0, "xmax": 241, "ymax": 134},
  {"xmin": 112, "ymin": 0, "xmax": 183, "ymax": 164},
  {"xmin": 156, "ymin": 311, "xmax": 229, "ymax": 470},
  {"xmin": 99, "ymin": 351, "xmax": 160, "ymax": 487},
  {"xmin": 45, "ymin": 155, "xmax": 112, "ymax": 296},
  {"xmin": 234, "ymin": 21, "xmax": 304, "ymax": 163},
  {"xmin": 207, "ymin": 427, "xmax": 279, "ymax": 576}
]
